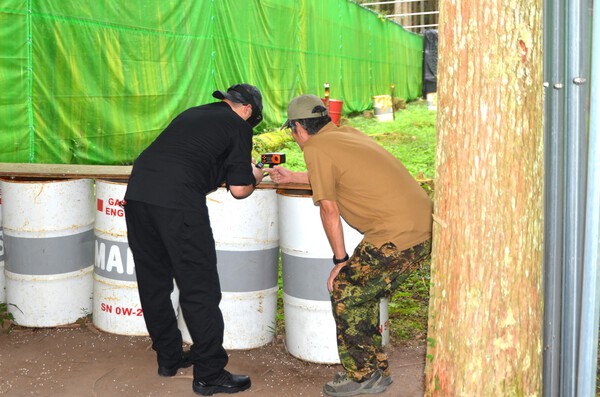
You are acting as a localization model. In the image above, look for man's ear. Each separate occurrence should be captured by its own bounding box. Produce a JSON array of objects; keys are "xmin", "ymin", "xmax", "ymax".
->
[{"xmin": 244, "ymin": 104, "xmax": 253, "ymax": 119}]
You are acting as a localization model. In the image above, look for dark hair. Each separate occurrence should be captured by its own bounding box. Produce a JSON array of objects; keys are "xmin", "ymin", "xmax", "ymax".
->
[
  {"xmin": 296, "ymin": 116, "xmax": 331, "ymax": 135},
  {"xmin": 293, "ymin": 105, "xmax": 331, "ymax": 135}
]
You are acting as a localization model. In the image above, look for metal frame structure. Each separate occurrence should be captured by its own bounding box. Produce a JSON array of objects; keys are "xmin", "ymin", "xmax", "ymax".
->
[{"xmin": 357, "ymin": 0, "xmax": 439, "ymax": 32}]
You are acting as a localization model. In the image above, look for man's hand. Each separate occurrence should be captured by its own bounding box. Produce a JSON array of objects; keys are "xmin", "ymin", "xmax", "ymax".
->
[
  {"xmin": 319, "ymin": 199, "xmax": 347, "ymax": 292},
  {"xmin": 265, "ymin": 166, "xmax": 309, "ymax": 184},
  {"xmin": 327, "ymin": 262, "xmax": 347, "ymax": 292}
]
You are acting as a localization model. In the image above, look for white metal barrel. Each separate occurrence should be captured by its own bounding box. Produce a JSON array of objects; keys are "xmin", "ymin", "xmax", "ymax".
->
[
  {"xmin": 1, "ymin": 178, "xmax": 94, "ymax": 327},
  {"xmin": 93, "ymin": 180, "xmax": 179, "ymax": 336},
  {"xmin": 0, "ymin": 188, "xmax": 5, "ymax": 303},
  {"xmin": 278, "ymin": 190, "xmax": 389, "ymax": 364},
  {"xmin": 178, "ymin": 187, "xmax": 279, "ymax": 349}
]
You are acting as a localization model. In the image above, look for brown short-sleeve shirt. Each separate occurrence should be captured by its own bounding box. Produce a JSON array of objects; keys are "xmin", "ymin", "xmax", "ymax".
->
[{"xmin": 304, "ymin": 122, "xmax": 432, "ymax": 250}]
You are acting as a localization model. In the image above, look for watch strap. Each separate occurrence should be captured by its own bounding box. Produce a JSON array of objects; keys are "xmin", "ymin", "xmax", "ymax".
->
[{"xmin": 333, "ymin": 253, "xmax": 349, "ymax": 265}]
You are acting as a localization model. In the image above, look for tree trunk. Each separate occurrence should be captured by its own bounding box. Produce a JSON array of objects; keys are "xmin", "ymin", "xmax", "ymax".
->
[{"xmin": 424, "ymin": 0, "xmax": 544, "ymax": 395}]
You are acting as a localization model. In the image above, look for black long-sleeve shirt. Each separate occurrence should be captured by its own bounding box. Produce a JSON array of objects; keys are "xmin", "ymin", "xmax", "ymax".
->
[{"xmin": 125, "ymin": 102, "xmax": 255, "ymax": 210}]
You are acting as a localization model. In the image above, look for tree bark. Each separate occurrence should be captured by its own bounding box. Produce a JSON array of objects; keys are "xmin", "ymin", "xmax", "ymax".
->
[{"xmin": 424, "ymin": 0, "xmax": 544, "ymax": 395}]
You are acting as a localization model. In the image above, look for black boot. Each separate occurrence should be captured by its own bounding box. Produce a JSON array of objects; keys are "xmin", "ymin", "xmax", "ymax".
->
[
  {"xmin": 193, "ymin": 370, "xmax": 251, "ymax": 395},
  {"xmin": 158, "ymin": 350, "xmax": 193, "ymax": 377}
]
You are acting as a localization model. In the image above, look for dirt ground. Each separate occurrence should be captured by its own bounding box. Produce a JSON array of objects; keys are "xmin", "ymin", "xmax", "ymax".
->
[{"xmin": 0, "ymin": 321, "xmax": 426, "ymax": 397}]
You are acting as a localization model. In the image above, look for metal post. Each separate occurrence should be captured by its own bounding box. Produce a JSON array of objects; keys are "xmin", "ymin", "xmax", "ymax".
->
[
  {"xmin": 390, "ymin": 84, "xmax": 395, "ymax": 120},
  {"xmin": 575, "ymin": 0, "xmax": 600, "ymax": 394},
  {"xmin": 542, "ymin": 0, "xmax": 566, "ymax": 394},
  {"xmin": 561, "ymin": 0, "xmax": 592, "ymax": 394},
  {"xmin": 419, "ymin": 0, "xmax": 423, "ymax": 32}
]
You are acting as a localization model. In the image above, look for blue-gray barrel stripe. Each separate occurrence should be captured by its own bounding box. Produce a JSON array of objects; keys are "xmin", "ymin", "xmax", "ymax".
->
[
  {"xmin": 216, "ymin": 248, "xmax": 279, "ymax": 292},
  {"xmin": 282, "ymin": 253, "xmax": 331, "ymax": 301},
  {"xmin": 94, "ymin": 238, "xmax": 280, "ymax": 288},
  {"xmin": 94, "ymin": 236, "xmax": 136, "ymax": 282},
  {"xmin": 4, "ymin": 229, "xmax": 94, "ymax": 275}
]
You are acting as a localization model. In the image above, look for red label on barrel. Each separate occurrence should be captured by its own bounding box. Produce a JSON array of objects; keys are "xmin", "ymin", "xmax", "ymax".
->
[{"xmin": 97, "ymin": 198, "xmax": 124, "ymax": 217}]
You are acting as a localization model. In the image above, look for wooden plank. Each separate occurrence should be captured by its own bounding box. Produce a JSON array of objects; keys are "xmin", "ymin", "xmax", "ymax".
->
[
  {"xmin": 0, "ymin": 163, "xmax": 131, "ymax": 180},
  {"xmin": 0, "ymin": 163, "xmax": 312, "ymax": 192}
]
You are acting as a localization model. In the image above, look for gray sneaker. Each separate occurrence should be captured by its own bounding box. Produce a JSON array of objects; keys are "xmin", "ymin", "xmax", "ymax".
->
[
  {"xmin": 323, "ymin": 370, "xmax": 387, "ymax": 396},
  {"xmin": 333, "ymin": 370, "xmax": 392, "ymax": 387},
  {"xmin": 376, "ymin": 371, "xmax": 393, "ymax": 387}
]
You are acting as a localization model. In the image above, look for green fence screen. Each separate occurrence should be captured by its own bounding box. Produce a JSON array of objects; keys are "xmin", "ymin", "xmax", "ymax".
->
[{"xmin": 0, "ymin": 0, "xmax": 423, "ymax": 164}]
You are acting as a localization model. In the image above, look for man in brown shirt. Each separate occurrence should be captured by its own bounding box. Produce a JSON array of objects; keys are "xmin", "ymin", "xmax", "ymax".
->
[{"xmin": 267, "ymin": 94, "xmax": 432, "ymax": 397}]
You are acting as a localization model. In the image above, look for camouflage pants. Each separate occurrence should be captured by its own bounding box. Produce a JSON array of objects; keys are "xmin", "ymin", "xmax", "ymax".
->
[{"xmin": 330, "ymin": 239, "xmax": 431, "ymax": 382}]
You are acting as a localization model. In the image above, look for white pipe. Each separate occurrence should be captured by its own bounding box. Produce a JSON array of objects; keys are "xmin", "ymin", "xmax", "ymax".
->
[
  {"xmin": 387, "ymin": 11, "xmax": 439, "ymax": 17},
  {"xmin": 362, "ymin": 0, "xmax": 425, "ymax": 5},
  {"xmin": 401, "ymin": 23, "xmax": 439, "ymax": 29}
]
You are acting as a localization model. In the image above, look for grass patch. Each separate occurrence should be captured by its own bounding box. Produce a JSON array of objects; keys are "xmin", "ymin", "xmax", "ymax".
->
[
  {"xmin": 388, "ymin": 258, "xmax": 431, "ymax": 345},
  {"xmin": 0, "ymin": 303, "xmax": 16, "ymax": 333},
  {"xmin": 264, "ymin": 100, "xmax": 436, "ymax": 177}
]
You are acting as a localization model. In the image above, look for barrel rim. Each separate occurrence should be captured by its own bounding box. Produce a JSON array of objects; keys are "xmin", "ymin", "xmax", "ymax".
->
[
  {"xmin": 0, "ymin": 177, "xmax": 93, "ymax": 184},
  {"xmin": 276, "ymin": 189, "xmax": 313, "ymax": 197}
]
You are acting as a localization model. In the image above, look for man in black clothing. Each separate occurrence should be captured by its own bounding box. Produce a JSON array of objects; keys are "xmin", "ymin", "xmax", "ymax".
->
[{"xmin": 124, "ymin": 84, "xmax": 265, "ymax": 396}]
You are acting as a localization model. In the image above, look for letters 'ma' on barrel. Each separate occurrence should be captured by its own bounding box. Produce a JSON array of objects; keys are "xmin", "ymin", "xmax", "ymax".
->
[{"xmin": 93, "ymin": 180, "xmax": 179, "ymax": 336}]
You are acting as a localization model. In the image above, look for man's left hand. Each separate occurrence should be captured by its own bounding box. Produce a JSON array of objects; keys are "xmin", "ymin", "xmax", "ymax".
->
[{"xmin": 327, "ymin": 262, "xmax": 347, "ymax": 292}]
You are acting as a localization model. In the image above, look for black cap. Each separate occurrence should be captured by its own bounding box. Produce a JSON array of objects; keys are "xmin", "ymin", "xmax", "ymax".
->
[{"xmin": 212, "ymin": 84, "xmax": 263, "ymax": 127}]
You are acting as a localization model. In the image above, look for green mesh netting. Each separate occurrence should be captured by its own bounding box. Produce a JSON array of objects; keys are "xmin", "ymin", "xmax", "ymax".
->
[{"xmin": 0, "ymin": 0, "xmax": 423, "ymax": 164}]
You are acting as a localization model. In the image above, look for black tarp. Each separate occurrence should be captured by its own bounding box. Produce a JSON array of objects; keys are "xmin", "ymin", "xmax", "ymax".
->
[{"xmin": 423, "ymin": 29, "xmax": 438, "ymax": 97}]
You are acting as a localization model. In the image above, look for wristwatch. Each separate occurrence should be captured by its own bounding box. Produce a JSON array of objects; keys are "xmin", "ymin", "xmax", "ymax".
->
[{"xmin": 333, "ymin": 253, "xmax": 349, "ymax": 265}]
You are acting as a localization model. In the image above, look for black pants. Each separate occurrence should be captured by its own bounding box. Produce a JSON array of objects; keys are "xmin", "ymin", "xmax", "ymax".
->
[{"xmin": 124, "ymin": 200, "xmax": 228, "ymax": 381}]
